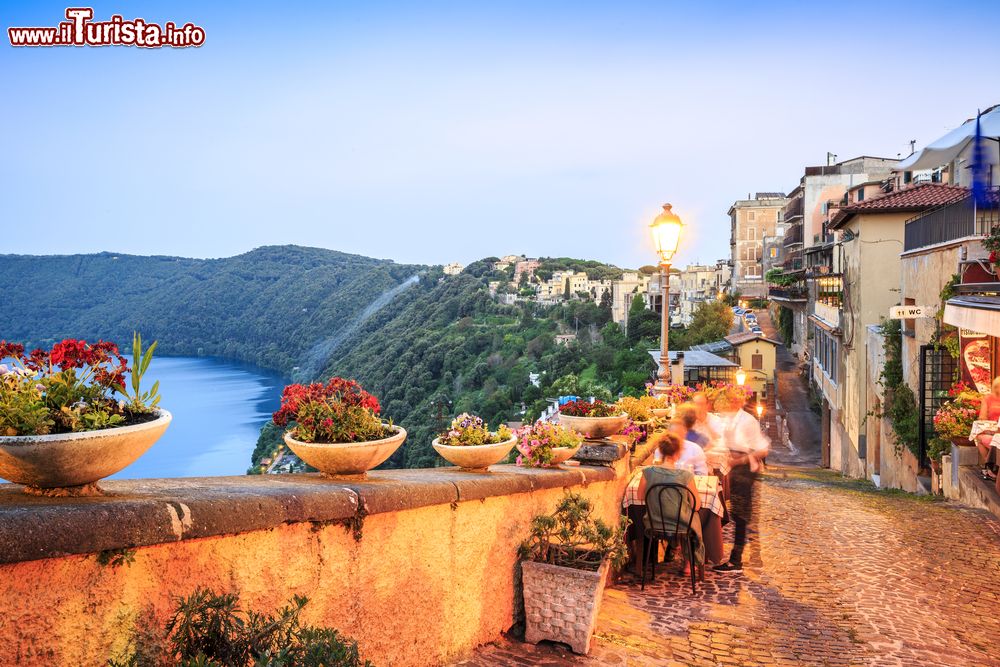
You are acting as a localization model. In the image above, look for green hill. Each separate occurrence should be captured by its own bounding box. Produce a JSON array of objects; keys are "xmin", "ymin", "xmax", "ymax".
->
[{"xmin": 0, "ymin": 245, "xmax": 422, "ymax": 374}]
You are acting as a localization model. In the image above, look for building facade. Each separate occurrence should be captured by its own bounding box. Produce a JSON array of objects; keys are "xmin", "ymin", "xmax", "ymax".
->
[{"xmin": 728, "ymin": 193, "xmax": 789, "ymax": 298}]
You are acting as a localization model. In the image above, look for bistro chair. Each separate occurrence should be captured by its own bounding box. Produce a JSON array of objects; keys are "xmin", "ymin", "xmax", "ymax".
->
[{"xmin": 642, "ymin": 482, "xmax": 703, "ymax": 593}]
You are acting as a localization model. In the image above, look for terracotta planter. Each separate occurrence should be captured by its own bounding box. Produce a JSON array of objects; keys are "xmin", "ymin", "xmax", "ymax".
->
[
  {"xmin": 558, "ymin": 413, "xmax": 629, "ymax": 439},
  {"xmin": 283, "ymin": 425, "xmax": 406, "ymax": 478},
  {"xmin": 650, "ymin": 408, "xmax": 671, "ymax": 419},
  {"xmin": 432, "ymin": 435, "xmax": 516, "ymax": 471},
  {"xmin": 516, "ymin": 442, "xmax": 582, "ymax": 467},
  {"xmin": 522, "ymin": 559, "xmax": 610, "ymax": 655},
  {"xmin": 0, "ymin": 409, "xmax": 172, "ymax": 495}
]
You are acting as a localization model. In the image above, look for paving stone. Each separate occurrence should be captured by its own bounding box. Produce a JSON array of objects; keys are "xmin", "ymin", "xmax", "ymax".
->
[{"xmin": 453, "ymin": 466, "xmax": 1000, "ymax": 666}]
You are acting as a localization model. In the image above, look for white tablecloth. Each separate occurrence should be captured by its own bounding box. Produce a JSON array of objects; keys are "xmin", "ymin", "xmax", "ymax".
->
[{"xmin": 622, "ymin": 468, "xmax": 724, "ymax": 517}]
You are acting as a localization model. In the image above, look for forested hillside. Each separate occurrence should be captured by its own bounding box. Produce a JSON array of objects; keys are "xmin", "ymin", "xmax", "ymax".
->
[
  {"xmin": 0, "ymin": 246, "xmax": 422, "ymax": 374},
  {"xmin": 253, "ymin": 260, "xmax": 663, "ymax": 469}
]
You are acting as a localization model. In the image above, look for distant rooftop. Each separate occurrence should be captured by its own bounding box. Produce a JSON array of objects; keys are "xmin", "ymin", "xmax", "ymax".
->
[{"xmin": 830, "ymin": 183, "xmax": 969, "ymax": 229}]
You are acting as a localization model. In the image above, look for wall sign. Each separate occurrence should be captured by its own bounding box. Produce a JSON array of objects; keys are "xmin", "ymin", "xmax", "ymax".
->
[
  {"xmin": 959, "ymin": 329, "xmax": 992, "ymax": 394},
  {"xmin": 888, "ymin": 305, "xmax": 934, "ymax": 319}
]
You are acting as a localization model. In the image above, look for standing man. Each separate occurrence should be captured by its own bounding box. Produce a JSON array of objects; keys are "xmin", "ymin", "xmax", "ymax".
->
[{"xmin": 713, "ymin": 390, "xmax": 768, "ymax": 574}]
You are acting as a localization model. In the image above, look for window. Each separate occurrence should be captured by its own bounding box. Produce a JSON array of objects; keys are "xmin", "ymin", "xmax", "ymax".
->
[
  {"xmin": 752, "ymin": 353, "xmax": 763, "ymax": 370},
  {"xmin": 749, "ymin": 211, "xmax": 756, "ymax": 221},
  {"xmin": 857, "ymin": 188, "xmax": 865, "ymax": 202},
  {"xmin": 747, "ymin": 226, "xmax": 756, "ymax": 241}
]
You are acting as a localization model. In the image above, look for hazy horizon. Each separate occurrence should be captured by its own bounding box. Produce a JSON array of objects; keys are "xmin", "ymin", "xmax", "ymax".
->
[{"xmin": 4, "ymin": 1, "xmax": 1000, "ymax": 270}]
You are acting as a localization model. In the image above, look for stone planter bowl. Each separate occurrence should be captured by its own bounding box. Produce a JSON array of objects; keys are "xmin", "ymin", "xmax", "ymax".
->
[
  {"xmin": 522, "ymin": 559, "xmax": 611, "ymax": 654},
  {"xmin": 516, "ymin": 442, "xmax": 582, "ymax": 467},
  {"xmin": 558, "ymin": 413, "xmax": 629, "ymax": 439},
  {"xmin": 650, "ymin": 408, "xmax": 671, "ymax": 418},
  {"xmin": 0, "ymin": 409, "xmax": 172, "ymax": 493},
  {"xmin": 284, "ymin": 425, "xmax": 406, "ymax": 478},
  {"xmin": 432, "ymin": 435, "xmax": 516, "ymax": 471}
]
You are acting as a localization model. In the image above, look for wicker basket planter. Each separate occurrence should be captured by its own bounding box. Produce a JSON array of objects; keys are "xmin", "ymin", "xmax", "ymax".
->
[{"xmin": 521, "ymin": 559, "xmax": 610, "ymax": 655}]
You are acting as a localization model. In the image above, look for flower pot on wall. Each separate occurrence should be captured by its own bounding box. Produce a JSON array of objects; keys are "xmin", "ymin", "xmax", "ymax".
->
[
  {"xmin": 0, "ymin": 409, "xmax": 172, "ymax": 496},
  {"xmin": 516, "ymin": 442, "xmax": 582, "ymax": 467},
  {"xmin": 521, "ymin": 559, "xmax": 610, "ymax": 655},
  {"xmin": 558, "ymin": 413, "xmax": 629, "ymax": 439},
  {"xmin": 432, "ymin": 435, "xmax": 516, "ymax": 471},
  {"xmin": 283, "ymin": 425, "xmax": 405, "ymax": 478}
]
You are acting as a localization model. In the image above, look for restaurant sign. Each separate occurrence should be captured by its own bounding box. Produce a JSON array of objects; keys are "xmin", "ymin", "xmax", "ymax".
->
[
  {"xmin": 888, "ymin": 305, "xmax": 934, "ymax": 319},
  {"xmin": 959, "ymin": 328, "xmax": 992, "ymax": 394}
]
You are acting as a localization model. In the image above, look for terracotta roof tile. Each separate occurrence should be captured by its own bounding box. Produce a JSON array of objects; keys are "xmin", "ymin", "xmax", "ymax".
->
[{"xmin": 830, "ymin": 183, "xmax": 969, "ymax": 229}]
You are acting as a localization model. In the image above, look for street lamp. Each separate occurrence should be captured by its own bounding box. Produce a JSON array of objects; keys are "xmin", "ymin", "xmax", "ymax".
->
[
  {"xmin": 650, "ymin": 204, "xmax": 684, "ymax": 395},
  {"xmin": 756, "ymin": 403, "xmax": 764, "ymax": 420},
  {"xmin": 735, "ymin": 368, "xmax": 747, "ymax": 386}
]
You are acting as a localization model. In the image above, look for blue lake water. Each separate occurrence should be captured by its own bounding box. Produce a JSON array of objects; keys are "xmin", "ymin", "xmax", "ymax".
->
[{"xmin": 111, "ymin": 356, "xmax": 286, "ymax": 479}]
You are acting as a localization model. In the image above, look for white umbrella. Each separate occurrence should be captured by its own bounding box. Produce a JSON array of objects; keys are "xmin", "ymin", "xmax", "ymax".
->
[{"xmin": 897, "ymin": 105, "xmax": 1000, "ymax": 171}]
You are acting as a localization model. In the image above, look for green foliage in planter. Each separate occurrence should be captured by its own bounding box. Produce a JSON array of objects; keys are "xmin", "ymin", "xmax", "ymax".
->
[
  {"xmin": 519, "ymin": 492, "xmax": 629, "ymax": 571},
  {"xmin": 877, "ymin": 319, "xmax": 920, "ymax": 457},
  {"xmin": 764, "ymin": 269, "xmax": 798, "ymax": 287},
  {"xmin": 108, "ymin": 588, "xmax": 371, "ymax": 667}
]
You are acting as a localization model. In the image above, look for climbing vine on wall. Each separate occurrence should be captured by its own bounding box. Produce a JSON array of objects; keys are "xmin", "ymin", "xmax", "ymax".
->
[{"xmin": 878, "ymin": 318, "xmax": 920, "ymax": 457}]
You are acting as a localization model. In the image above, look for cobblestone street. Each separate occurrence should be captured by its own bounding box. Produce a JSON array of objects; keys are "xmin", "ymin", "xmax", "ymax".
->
[{"xmin": 458, "ymin": 467, "xmax": 1000, "ymax": 666}]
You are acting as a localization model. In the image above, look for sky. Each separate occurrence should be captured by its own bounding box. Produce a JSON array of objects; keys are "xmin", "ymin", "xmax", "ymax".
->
[{"xmin": 3, "ymin": 1, "xmax": 1000, "ymax": 270}]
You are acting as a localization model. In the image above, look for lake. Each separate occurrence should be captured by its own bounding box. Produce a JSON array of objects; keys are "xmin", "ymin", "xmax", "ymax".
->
[{"xmin": 111, "ymin": 356, "xmax": 286, "ymax": 479}]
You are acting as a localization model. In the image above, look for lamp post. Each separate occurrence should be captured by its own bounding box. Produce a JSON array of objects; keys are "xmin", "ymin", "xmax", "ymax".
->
[{"xmin": 650, "ymin": 203, "xmax": 684, "ymax": 395}]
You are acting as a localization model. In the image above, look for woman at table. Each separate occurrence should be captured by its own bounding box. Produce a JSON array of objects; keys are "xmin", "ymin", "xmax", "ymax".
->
[
  {"xmin": 636, "ymin": 431, "xmax": 705, "ymax": 570},
  {"xmin": 977, "ymin": 377, "xmax": 1000, "ymax": 481},
  {"xmin": 668, "ymin": 409, "xmax": 709, "ymax": 475}
]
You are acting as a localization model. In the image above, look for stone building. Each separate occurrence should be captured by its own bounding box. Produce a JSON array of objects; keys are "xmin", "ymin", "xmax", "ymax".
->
[{"xmin": 728, "ymin": 193, "xmax": 788, "ymax": 298}]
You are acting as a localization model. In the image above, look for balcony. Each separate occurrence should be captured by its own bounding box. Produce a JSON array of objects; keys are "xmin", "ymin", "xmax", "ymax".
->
[
  {"xmin": 903, "ymin": 191, "xmax": 1000, "ymax": 252},
  {"xmin": 814, "ymin": 301, "xmax": 841, "ymax": 328},
  {"xmin": 783, "ymin": 222, "xmax": 803, "ymax": 248},
  {"xmin": 769, "ymin": 285, "xmax": 808, "ymax": 302}
]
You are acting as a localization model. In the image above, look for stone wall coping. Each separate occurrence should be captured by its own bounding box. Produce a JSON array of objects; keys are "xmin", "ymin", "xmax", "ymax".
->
[{"xmin": 0, "ymin": 464, "xmax": 616, "ymax": 565}]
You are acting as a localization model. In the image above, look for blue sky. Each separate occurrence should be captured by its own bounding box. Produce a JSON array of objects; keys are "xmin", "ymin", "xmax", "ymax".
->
[{"xmin": 3, "ymin": 1, "xmax": 1000, "ymax": 269}]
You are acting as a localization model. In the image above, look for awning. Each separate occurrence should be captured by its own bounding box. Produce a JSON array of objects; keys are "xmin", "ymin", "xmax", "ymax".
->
[
  {"xmin": 897, "ymin": 107, "xmax": 1000, "ymax": 171},
  {"xmin": 943, "ymin": 296, "xmax": 1000, "ymax": 337}
]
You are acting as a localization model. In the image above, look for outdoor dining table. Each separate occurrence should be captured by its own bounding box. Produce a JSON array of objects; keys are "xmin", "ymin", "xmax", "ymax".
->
[{"xmin": 623, "ymin": 467, "xmax": 726, "ymax": 566}]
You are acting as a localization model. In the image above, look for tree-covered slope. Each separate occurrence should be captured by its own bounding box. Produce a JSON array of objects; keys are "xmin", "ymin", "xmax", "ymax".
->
[{"xmin": 0, "ymin": 245, "xmax": 423, "ymax": 374}]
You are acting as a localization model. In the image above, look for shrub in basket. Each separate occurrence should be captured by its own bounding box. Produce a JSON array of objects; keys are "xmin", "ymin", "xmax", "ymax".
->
[
  {"xmin": 0, "ymin": 334, "xmax": 169, "ymax": 495},
  {"xmin": 519, "ymin": 492, "xmax": 629, "ymax": 654},
  {"xmin": 558, "ymin": 399, "xmax": 628, "ymax": 439},
  {"xmin": 432, "ymin": 413, "xmax": 515, "ymax": 471},
  {"xmin": 929, "ymin": 382, "xmax": 983, "ymax": 469},
  {"xmin": 516, "ymin": 421, "xmax": 584, "ymax": 467},
  {"xmin": 273, "ymin": 378, "xmax": 405, "ymax": 477}
]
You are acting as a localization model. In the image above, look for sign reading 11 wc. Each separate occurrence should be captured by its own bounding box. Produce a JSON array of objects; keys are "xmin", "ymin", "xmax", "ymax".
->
[{"xmin": 888, "ymin": 305, "xmax": 935, "ymax": 319}]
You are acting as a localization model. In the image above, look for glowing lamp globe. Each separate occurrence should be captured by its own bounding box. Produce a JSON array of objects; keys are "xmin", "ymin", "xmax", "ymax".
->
[
  {"xmin": 735, "ymin": 368, "xmax": 747, "ymax": 386},
  {"xmin": 756, "ymin": 403, "xmax": 764, "ymax": 419},
  {"xmin": 650, "ymin": 203, "xmax": 683, "ymax": 265}
]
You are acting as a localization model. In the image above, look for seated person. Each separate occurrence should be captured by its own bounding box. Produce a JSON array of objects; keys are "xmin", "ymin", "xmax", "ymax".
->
[
  {"xmin": 650, "ymin": 408, "xmax": 708, "ymax": 475},
  {"xmin": 637, "ymin": 431, "xmax": 704, "ymax": 567},
  {"xmin": 978, "ymin": 377, "xmax": 1000, "ymax": 480}
]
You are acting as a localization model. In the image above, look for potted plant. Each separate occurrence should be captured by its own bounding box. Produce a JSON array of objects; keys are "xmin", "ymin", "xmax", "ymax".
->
[
  {"xmin": 558, "ymin": 399, "xmax": 628, "ymax": 439},
  {"xmin": 515, "ymin": 421, "xmax": 584, "ymax": 467},
  {"xmin": 931, "ymin": 382, "xmax": 982, "ymax": 471},
  {"xmin": 519, "ymin": 492, "xmax": 628, "ymax": 655},
  {"xmin": 643, "ymin": 384, "xmax": 695, "ymax": 417},
  {"xmin": 0, "ymin": 334, "xmax": 169, "ymax": 496},
  {"xmin": 432, "ymin": 413, "xmax": 515, "ymax": 471},
  {"xmin": 273, "ymin": 377, "xmax": 405, "ymax": 478},
  {"xmin": 984, "ymin": 225, "xmax": 1000, "ymax": 273},
  {"xmin": 614, "ymin": 396, "xmax": 655, "ymax": 424}
]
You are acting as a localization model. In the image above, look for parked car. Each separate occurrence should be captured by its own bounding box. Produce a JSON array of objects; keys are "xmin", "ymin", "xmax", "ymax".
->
[
  {"xmin": 734, "ymin": 308, "xmax": 745, "ymax": 315},
  {"xmin": 751, "ymin": 326, "xmax": 763, "ymax": 333}
]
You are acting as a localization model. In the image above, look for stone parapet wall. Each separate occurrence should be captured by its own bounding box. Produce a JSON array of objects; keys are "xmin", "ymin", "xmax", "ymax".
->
[{"xmin": 0, "ymin": 462, "xmax": 629, "ymax": 666}]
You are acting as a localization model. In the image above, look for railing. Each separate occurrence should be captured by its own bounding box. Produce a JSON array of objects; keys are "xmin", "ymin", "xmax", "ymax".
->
[
  {"xmin": 768, "ymin": 285, "xmax": 807, "ymax": 301},
  {"xmin": 903, "ymin": 191, "xmax": 1000, "ymax": 252},
  {"xmin": 783, "ymin": 223, "xmax": 803, "ymax": 247}
]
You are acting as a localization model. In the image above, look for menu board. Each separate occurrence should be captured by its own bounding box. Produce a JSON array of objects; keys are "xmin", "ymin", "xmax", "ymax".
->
[{"xmin": 960, "ymin": 329, "xmax": 992, "ymax": 393}]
